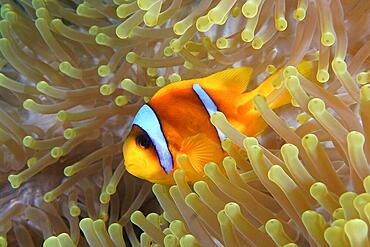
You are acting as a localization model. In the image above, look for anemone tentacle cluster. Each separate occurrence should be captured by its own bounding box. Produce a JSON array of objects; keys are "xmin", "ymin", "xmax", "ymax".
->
[{"xmin": 0, "ymin": 0, "xmax": 368, "ymax": 246}]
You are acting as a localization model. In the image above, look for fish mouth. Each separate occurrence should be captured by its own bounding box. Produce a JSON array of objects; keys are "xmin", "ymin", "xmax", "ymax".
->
[
  {"xmin": 124, "ymin": 161, "xmax": 147, "ymax": 177},
  {"xmin": 124, "ymin": 163, "xmax": 137, "ymax": 175},
  {"xmin": 124, "ymin": 163, "xmax": 135, "ymax": 169},
  {"xmin": 125, "ymin": 162, "xmax": 145, "ymax": 172}
]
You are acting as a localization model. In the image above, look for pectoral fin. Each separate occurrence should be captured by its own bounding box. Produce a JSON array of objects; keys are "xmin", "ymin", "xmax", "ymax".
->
[{"xmin": 180, "ymin": 134, "xmax": 224, "ymax": 175}]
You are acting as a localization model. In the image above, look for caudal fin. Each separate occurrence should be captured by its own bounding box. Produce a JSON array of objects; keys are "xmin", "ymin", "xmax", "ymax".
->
[
  {"xmin": 235, "ymin": 60, "xmax": 316, "ymax": 136},
  {"xmin": 239, "ymin": 60, "xmax": 317, "ymax": 112}
]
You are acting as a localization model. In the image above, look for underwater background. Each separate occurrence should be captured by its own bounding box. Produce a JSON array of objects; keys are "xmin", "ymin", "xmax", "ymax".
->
[{"xmin": 0, "ymin": 0, "xmax": 369, "ymax": 246}]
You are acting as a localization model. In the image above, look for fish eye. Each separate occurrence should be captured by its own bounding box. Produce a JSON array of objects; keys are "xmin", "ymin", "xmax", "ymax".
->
[{"xmin": 136, "ymin": 134, "xmax": 152, "ymax": 149}]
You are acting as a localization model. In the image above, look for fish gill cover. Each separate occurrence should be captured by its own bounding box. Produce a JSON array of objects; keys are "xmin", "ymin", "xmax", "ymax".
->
[{"xmin": 0, "ymin": 0, "xmax": 369, "ymax": 246}]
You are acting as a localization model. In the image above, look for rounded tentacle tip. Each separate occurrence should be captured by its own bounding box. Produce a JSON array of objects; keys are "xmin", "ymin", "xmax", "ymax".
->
[
  {"xmin": 223, "ymin": 156, "xmax": 236, "ymax": 167},
  {"xmin": 106, "ymin": 183, "xmax": 117, "ymax": 195},
  {"xmin": 360, "ymin": 84, "xmax": 370, "ymax": 102},
  {"xmin": 224, "ymin": 202, "xmax": 241, "ymax": 218},
  {"xmin": 344, "ymin": 219, "xmax": 368, "ymax": 243},
  {"xmin": 332, "ymin": 58, "xmax": 347, "ymax": 74},
  {"xmin": 79, "ymin": 217, "xmax": 93, "ymax": 230},
  {"xmin": 164, "ymin": 234, "xmax": 178, "ymax": 246},
  {"xmin": 22, "ymin": 135, "xmax": 34, "ymax": 147},
  {"xmin": 50, "ymin": 147, "xmax": 63, "ymax": 159},
  {"xmin": 43, "ymin": 192, "xmax": 55, "ymax": 203},
  {"xmin": 252, "ymin": 37, "xmax": 264, "ymax": 50},
  {"xmin": 115, "ymin": 95, "xmax": 129, "ymax": 107},
  {"xmin": 252, "ymin": 94, "xmax": 267, "ymax": 111},
  {"xmin": 321, "ymin": 32, "xmax": 336, "ymax": 47},
  {"xmin": 108, "ymin": 222, "xmax": 123, "ymax": 234},
  {"xmin": 317, "ymin": 69, "xmax": 330, "ymax": 83},
  {"xmin": 151, "ymin": 183, "xmax": 164, "ymax": 194},
  {"xmin": 242, "ymin": 2, "xmax": 258, "ymax": 18},
  {"xmin": 281, "ymin": 143, "xmax": 299, "ymax": 158},
  {"xmin": 294, "ymin": 8, "xmax": 306, "ymax": 21},
  {"xmin": 363, "ymin": 176, "xmax": 370, "ymax": 193},
  {"xmin": 99, "ymin": 84, "xmax": 113, "ymax": 96},
  {"xmin": 64, "ymin": 165, "xmax": 75, "ymax": 177},
  {"xmin": 57, "ymin": 110, "xmax": 67, "ymax": 122},
  {"xmin": 204, "ymin": 162, "xmax": 218, "ymax": 173},
  {"xmin": 302, "ymin": 134, "xmax": 318, "ymax": 151},
  {"xmin": 176, "ymin": 153, "xmax": 188, "ymax": 164},
  {"xmin": 216, "ymin": 37, "xmax": 229, "ymax": 49},
  {"xmin": 27, "ymin": 157, "xmax": 38, "ymax": 167},
  {"xmin": 217, "ymin": 210, "xmax": 228, "ymax": 225},
  {"xmin": 173, "ymin": 21, "xmax": 187, "ymax": 36},
  {"xmin": 196, "ymin": 16, "xmax": 213, "ymax": 33},
  {"xmin": 121, "ymin": 78, "xmax": 134, "ymax": 89},
  {"xmin": 58, "ymin": 61, "xmax": 71, "ymax": 73},
  {"xmin": 0, "ymin": 38, "xmax": 9, "ymax": 47},
  {"xmin": 356, "ymin": 72, "xmax": 369, "ymax": 85},
  {"xmin": 265, "ymin": 218, "xmax": 283, "ymax": 235},
  {"xmin": 284, "ymin": 75, "xmax": 300, "ymax": 89},
  {"xmin": 43, "ymin": 236, "xmax": 61, "ymax": 247},
  {"xmin": 309, "ymin": 182, "xmax": 327, "ymax": 198},
  {"xmin": 57, "ymin": 233, "xmax": 75, "ymax": 246},
  {"xmin": 210, "ymin": 111, "xmax": 226, "ymax": 125},
  {"xmin": 99, "ymin": 192, "xmax": 110, "ymax": 204},
  {"xmin": 301, "ymin": 210, "xmax": 317, "ymax": 221},
  {"xmin": 88, "ymin": 25, "xmax": 99, "ymax": 35},
  {"xmin": 275, "ymin": 17, "xmax": 287, "ymax": 31},
  {"xmin": 283, "ymin": 66, "xmax": 298, "ymax": 78},
  {"xmin": 125, "ymin": 52, "xmax": 138, "ymax": 64},
  {"xmin": 130, "ymin": 210, "xmax": 145, "ymax": 224},
  {"xmin": 69, "ymin": 205, "xmax": 81, "ymax": 217},
  {"xmin": 347, "ymin": 131, "xmax": 365, "ymax": 146},
  {"xmin": 173, "ymin": 168, "xmax": 186, "ymax": 179},
  {"xmin": 36, "ymin": 80, "xmax": 49, "ymax": 92},
  {"xmin": 242, "ymin": 137, "xmax": 259, "ymax": 149},
  {"xmin": 184, "ymin": 192, "xmax": 198, "ymax": 206},
  {"xmin": 64, "ymin": 128, "xmax": 76, "ymax": 140},
  {"xmin": 143, "ymin": 13, "xmax": 158, "ymax": 27},
  {"xmin": 4, "ymin": 11, "xmax": 17, "ymax": 23},
  {"xmin": 267, "ymin": 165, "xmax": 284, "ymax": 182},
  {"xmin": 179, "ymin": 234, "xmax": 200, "ymax": 247},
  {"xmin": 23, "ymin": 99, "xmax": 35, "ymax": 110},
  {"xmin": 241, "ymin": 29, "xmax": 254, "ymax": 42},
  {"xmin": 8, "ymin": 174, "xmax": 22, "ymax": 188},
  {"xmin": 308, "ymin": 98, "xmax": 326, "ymax": 115},
  {"xmin": 98, "ymin": 65, "xmax": 111, "ymax": 77},
  {"xmin": 193, "ymin": 180, "xmax": 207, "ymax": 193}
]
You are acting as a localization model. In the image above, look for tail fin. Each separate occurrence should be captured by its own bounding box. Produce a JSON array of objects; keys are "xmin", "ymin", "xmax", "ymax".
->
[
  {"xmin": 238, "ymin": 60, "xmax": 317, "ymax": 112},
  {"xmin": 235, "ymin": 60, "xmax": 316, "ymax": 136}
]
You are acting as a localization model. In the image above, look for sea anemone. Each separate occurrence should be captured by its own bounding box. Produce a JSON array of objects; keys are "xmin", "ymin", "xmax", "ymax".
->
[{"xmin": 0, "ymin": 0, "xmax": 368, "ymax": 246}]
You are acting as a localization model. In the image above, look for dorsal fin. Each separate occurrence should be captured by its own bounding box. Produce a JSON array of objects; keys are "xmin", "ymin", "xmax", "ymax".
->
[{"xmin": 200, "ymin": 67, "xmax": 253, "ymax": 93}]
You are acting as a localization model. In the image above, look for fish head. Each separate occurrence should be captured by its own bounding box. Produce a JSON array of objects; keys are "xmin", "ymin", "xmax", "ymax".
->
[{"xmin": 123, "ymin": 125, "xmax": 171, "ymax": 183}]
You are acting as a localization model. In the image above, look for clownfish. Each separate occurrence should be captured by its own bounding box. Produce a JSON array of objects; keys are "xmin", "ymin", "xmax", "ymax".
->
[{"xmin": 123, "ymin": 62, "xmax": 315, "ymax": 184}]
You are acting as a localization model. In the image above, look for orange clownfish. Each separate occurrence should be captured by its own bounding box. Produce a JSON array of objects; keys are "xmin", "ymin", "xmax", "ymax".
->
[{"xmin": 123, "ymin": 63, "xmax": 314, "ymax": 184}]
